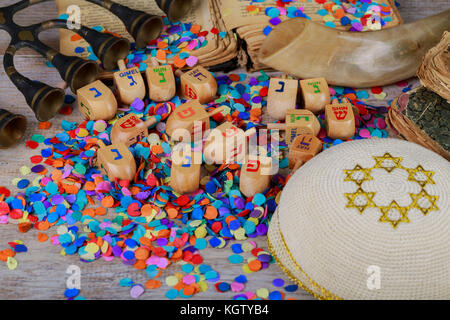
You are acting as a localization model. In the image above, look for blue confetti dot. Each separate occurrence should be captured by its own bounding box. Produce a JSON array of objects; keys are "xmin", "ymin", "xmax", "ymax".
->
[
  {"xmin": 64, "ymin": 288, "xmax": 79, "ymax": 298},
  {"xmin": 181, "ymin": 264, "xmax": 194, "ymax": 273},
  {"xmin": 269, "ymin": 290, "xmax": 282, "ymax": 300},
  {"xmin": 234, "ymin": 275, "xmax": 247, "ymax": 283},
  {"xmin": 284, "ymin": 284, "xmax": 298, "ymax": 292},
  {"xmin": 231, "ymin": 243, "xmax": 243, "ymax": 254},
  {"xmin": 17, "ymin": 179, "xmax": 30, "ymax": 189}
]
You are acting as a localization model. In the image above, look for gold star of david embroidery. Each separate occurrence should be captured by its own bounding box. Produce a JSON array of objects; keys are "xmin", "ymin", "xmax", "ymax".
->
[
  {"xmin": 344, "ymin": 153, "xmax": 439, "ymax": 229},
  {"xmin": 409, "ymin": 190, "xmax": 439, "ymax": 215},
  {"xmin": 407, "ymin": 165, "xmax": 435, "ymax": 187},
  {"xmin": 372, "ymin": 153, "xmax": 403, "ymax": 173},
  {"xmin": 379, "ymin": 201, "xmax": 410, "ymax": 229},
  {"xmin": 345, "ymin": 188, "xmax": 376, "ymax": 214},
  {"xmin": 344, "ymin": 165, "xmax": 373, "ymax": 186}
]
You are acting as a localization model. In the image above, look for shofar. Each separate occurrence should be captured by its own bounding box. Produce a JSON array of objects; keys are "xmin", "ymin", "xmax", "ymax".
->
[
  {"xmin": 258, "ymin": 10, "xmax": 450, "ymax": 88},
  {"xmin": 417, "ymin": 32, "xmax": 450, "ymax": 101}
]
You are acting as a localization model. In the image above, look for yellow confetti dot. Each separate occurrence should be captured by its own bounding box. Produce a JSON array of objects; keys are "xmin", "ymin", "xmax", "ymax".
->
[
  {"xmin": 147, "ymin": 133, "xmax": 160, "ymax": 145},
  {"xmin": 7, "ymin": 257, "xmax": 18, "ymax": 270},
  {"xmin": 93, "ymin": 120, "xmax": 107, "ymax": 132},
  {"xmin": 20, "ymin": 166, "xmax": 31, "ymax": 175},
  {"xmin": 242, "ymin": 264, "xmax": 253, "ymax": 274},
  {"xmin": 256, "ymin": 288, "xmax": 269, "ymax": 299},
  {"xmin": 323, "ymin": 15, "xmax": 335, "ymax": 22},
  {"xmin": 198, "ymin": 280, "xmax": 208, "ymax": 292},
  {"xmin": 165, "ymin": 275, "xmax": 179, "ymax": 287},
  {"xmin": 32, "ymin": 177, "xmax": 41, "ymax": 187},
  {"xmin": 57, "ymin": 225, "xmax": 68, "ymax": 235},
  {"xmin": 242, "ymin": 242, "xmax": 254, "ymax": 252},
  {"xmin": 77, "ymin": 128, "xmax": 89, "ymax": 137},
  {"xmin": 194, "ymin": 225, "xmax": 207, "ymax": 238},
  {"xmin": 374, "ymin": 92, "xmax": 387, "ymax": 100},
  {"xmin": 233, "ymin": 228, "xmax": 247, "ymax": 240},
  {"xmin": 85, "ymin": 243, "xmax": 99, "ymax": 253},
  {"xmin": 101, "ymin": 241, "xmax": 109, "ymax": 254}
]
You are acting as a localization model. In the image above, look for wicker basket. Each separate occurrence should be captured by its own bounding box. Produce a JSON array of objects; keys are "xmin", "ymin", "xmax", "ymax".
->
[
  {"xmin": 387, "ymin": 31, "xmax": 449, "ymax": 160},
  {"xmin": 268, "ymin": 138, "xmax": 449, "ymax": 300}
]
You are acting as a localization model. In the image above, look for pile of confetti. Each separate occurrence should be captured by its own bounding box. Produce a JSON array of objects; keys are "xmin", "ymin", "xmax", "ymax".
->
[
  {"xmin": 0, "ymin": 60, "xmax": 406, "ymax": 299},
  {"xmin": 0, "ymin": 240, "xmax": 27, "ymax": 271},
  {"xmin": 55, "ymin": 15, "xmax": 224, "ymax": 72},
  {"xmin": 250, "ymin": 0, "xmax": 396, "ymax": 36}
]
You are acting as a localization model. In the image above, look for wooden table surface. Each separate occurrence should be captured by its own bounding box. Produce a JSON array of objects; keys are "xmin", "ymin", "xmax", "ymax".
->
[{"xmin": 0, "ymin": 0, "xmax": 448, "ymax": 300}]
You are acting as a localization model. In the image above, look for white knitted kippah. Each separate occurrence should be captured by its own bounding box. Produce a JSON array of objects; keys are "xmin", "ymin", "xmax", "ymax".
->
[{"xmin": 268, "ymin": 138, "xmax": 449, "ymax": 300}]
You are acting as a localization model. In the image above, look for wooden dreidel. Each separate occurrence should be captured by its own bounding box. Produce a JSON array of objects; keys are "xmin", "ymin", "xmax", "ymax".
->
[
  {"xmin": 239, "ymin": 155, "xmax": 272, "ymax": 198},
  {"xmin": 267, "ymin": 109, "xmax": 321, "ymax": 145},
  {"xmin": 110, "ymin": 113, "xmax": 160, "ymax": 146},
  {"xmin": 325, "ymin": 100, "xmax": 355, "ymax": 140},
  {"xmin": 165, "ymin": 100, "xmax": 225, "ymax": 141},
  {"xmin": 288, "ymin": 134, "xmax": 323, "ymax": 173},
  {"xmin": 146, "ymin": 57, "xmax": 176, "ymax": 102},
  {"xmin": 113, "ymin": 59, "xmax": 146, "ymax": 105},
  {"xmin": 96, "ymin": 140, "xmax": 136, "ymax": 181},
  {"xmin": 267, "ymin": 76, "xmax": 299, "ymax": 120},
  {"xmin": 169, "ymin": 148, "xmax": 202, "ymax": 194},
  {"xmin": 299, "ymin": 77, "xmax": 331, "ymax": 114},
  {"xmin": 176, "ymin": 66, "xmax": 217, "ymax": 104},
  {"xmin": 77, "ymin": 80, "xmax": 117, "ymax": 120},
  {"xmin": 203, "ymin": 122, "xmax": 256, "ymax": 164}
]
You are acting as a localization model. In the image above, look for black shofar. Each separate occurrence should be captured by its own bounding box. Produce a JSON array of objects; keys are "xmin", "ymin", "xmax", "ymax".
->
[
  {"xmin": 404, "ymin": 87, "xmax": 450, "ymax": 152},
  {"xmin": 0, "ymin": 0, "xmax": 191, "ymax": 122}
]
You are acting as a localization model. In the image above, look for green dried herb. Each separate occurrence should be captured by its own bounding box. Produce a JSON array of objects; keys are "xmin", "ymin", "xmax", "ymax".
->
[{"xmin": 403, "ymin": 87, "xmax": 450, "ymax": 152}]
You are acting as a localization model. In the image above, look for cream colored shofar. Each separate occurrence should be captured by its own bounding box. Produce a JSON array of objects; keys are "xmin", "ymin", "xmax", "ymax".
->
[{"xmin": 259, "ymin": 10, "xmax": 450, "ymax": 88}]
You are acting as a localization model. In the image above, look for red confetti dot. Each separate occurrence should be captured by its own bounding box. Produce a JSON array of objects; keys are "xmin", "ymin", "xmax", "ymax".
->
[
  {"xmin": 9, "ymin": 209, "xmax": 23, "ymax": 219},
  {"xmin": 146, "ymin": 174, "xmax": 158, "ymax": 187},
  {"xmin": 211, "ymin": 221, "xmax": 222, "ymax": 233},
  {"xmin": 228, "ymin": 74, "xmax": 240, "ymax": 82},
  {"xmin": 25, "ymin": 141, "xmax": 39, "ymax": 149},
  {"xmin": 371, "ymin": 86, "xmax": 383, "ymax": 94},
  {"xmin": 251, "ymin": 248, "xmax": 263, "ymax": 257},
  {"xmin": 183, "ymin": 251, "xmax": 193, "ymax": 262},
  {"xmin": 0, "ymin": 187, "xmax": 11, "ymax": 198},
  {"xmin": 0, "ymin": 201, "xmax": 10, "ymax": 215},
  {"xmin": 259, "ymin": 87, "xmax": 268, "ymax": 97},
  {"xmin": 211, "ymin": 112, "xmax": 224, "ymax": 122},
  {"xmin": 59, "ymin": 106, "xmax": 73, "ymax": 115},
  {"xmin": 30, "ymin": 155, "xmax": 43, "ymax": 164},
  {"xmin": 191, "ymin": 254, "xmax": 203, "ymax": 264},
  {"xmin": 174, "ymin": 195, "xmax": 190, "ymax": 207},
  {"xmin": 156, "ymin": 248, "xmax": 169, "ymax": 258},
  {"xmin": 127, "ymin": 202, "xmax": 141, "ymax": 217}
]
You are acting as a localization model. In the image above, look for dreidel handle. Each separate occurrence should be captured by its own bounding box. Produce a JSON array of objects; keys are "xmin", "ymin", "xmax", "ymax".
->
[
  {"xmin": 267, "ymin": 123, "xmax": 287, "ymax": 130},
  {"xmin": 207, "ymin": 106, "xmax": 225, "ymax": 117},
  {"xmin": 150, "ymin": 57, "xmax": 160, "ymax": 67},
  {"xmin": 97, "ymin": 139, "xmax": 107, "ymax": 149},
  {"xmin": 143, "ymin": 115, "xmax": 160, "ymax": 127},
  {"xmin": 174, "ymin": 69, "xmax": 183, "ymax": 77},
  {"xmin": 117, "ymin": 59, "xmax": 127, "ymax": 71},
  {"xmin": 343, "ymin": 97, "xmax": 360, "ymax": 115},
  {"xmin": 331, "ymin": 98, "xmax": 340, "ymax": 104}
]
